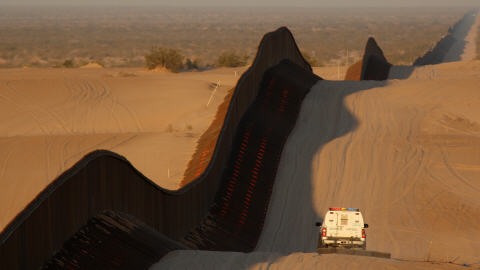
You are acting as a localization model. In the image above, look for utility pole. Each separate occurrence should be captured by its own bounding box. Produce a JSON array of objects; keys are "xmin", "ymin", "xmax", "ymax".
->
[
  {"xmin": 346, "ymin": 48, "xmax": 349, "ymax": 68},
  {"xmin": 337, "ymin": 61, "xmax": 340, "ymax": 80}
]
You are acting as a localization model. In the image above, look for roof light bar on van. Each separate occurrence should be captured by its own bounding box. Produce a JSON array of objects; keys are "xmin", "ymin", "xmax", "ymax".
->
[{"xmin": 329, "ymin": 207, "xmax": 360, "ymax": 211}]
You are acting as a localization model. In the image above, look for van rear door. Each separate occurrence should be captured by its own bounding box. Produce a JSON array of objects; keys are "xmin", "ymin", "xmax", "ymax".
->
[
  {"xmin": 338, "ymin": 212, "xmax": 348, "ymax": 237},
  {"xmin": 324, "ymin": 211, "xmax": 339, "ymax": 238},
  {"xmin": 345, "ymin": 212, "xmax": 362, "ymax": 238},
  {"xmin": 337, "ymin": 212, "xmax": 360, "ymax": 239}
]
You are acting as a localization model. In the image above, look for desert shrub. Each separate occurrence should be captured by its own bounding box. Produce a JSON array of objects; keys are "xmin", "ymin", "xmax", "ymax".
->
[
  {"xmin": 62, "ymin": 59, "xmax": 74, "ymax": 68},
  {"xmin": 145, "ymin": 47, "xmax": 184, "ymax": 72},
  {"xmin": 185, "ymin": 58, "xmax": 200, "ymax": 70},
  {"xmin": 216, "ymin": 51, "xmax": 248, "ymax": 67}
]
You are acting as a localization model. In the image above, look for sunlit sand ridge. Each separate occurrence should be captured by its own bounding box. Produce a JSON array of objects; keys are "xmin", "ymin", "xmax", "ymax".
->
[{"xmin": 0, "ymin": 67, "xmax": 245, "ymax": 232}]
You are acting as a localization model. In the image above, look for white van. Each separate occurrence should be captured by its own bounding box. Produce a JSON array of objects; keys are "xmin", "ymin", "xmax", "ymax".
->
[{"xmin": 316, "ymin": 208, "xmax": 368, "ymax": 249}]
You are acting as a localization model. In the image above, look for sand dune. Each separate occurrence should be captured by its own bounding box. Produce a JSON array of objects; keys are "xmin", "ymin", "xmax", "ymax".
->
[
  {"xmin": 260, "ymin": 67, "xmax": 480, "ymax": 261},
  {"xmin": 1, "ymin": 9, "xmax": 479, "ymax": 268},
  {"xmin": 79, "ymin": 62, "xmax": 103, "ymax": 68},
  {"xmin": 0, "ymin": 60, "xmax": 354, "ymax": 239},
  {"xmin": 154, "ymin": 60, "xmax": 480, "ymax": 269},
  {"xmin": 154, "ymin": 14, "xmax": 480, "ymax": 269},
  {"xmin": 312, "ymin": 66, "xmax": 347, "ymax": 81},
  {"xmin": 0, "ymin": 67, "xmax": 242, "ymax": 232},
  {"xmin": 0, "ymin": 27, "xmax": 318, "ymax": 269}
]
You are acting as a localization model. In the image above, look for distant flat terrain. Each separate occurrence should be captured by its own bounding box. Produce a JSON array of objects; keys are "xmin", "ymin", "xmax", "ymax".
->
[{"xmin": 0, "ymin": 6, "xmax": 468, "ymax": 67}]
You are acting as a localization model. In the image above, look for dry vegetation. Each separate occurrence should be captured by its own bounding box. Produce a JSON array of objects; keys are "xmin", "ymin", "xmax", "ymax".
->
[{"xmin": 0, "ymin": 6, "xmax": 469, "ymax": 68}]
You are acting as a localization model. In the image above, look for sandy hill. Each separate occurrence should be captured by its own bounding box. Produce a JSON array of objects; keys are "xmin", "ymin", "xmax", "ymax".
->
[
  {"xmin": 154, "ymin": 59, "xmax": 480, "ymax": 270},
  {"xmin": 1, "ymin": 8, "xmax": 479, "ymax": 269},
  {"xmin": 0, "ymin": 26, "xmax": 316, "ymax": 269},
  {"xmin": 0, "ymin": 66, "xmax": 244, "ymax": 233},
  {"xmin": 154, "ymin": 11, "xmax": 480, "ymax": 269}
]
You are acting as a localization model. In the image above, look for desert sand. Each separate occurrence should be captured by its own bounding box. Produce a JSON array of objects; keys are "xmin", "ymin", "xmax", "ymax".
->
[
  {"xmin": 156, "ymin": 251, "xmax": 469, "ymax": 270},
  {"xmin": 153, "ymin": 59, "xmax": 480, "ymax": 270},
  {"xmin": 0, "ymin": 62, "xmax": 336, "ymax": 238},
  {"xmin": 0, "ymin": 66, "xmax": 247, "ymax": 232},
  {"xmin": 1, "ymin": 9, "xmax": 479, "ymax": 268},
  {"xmin": 313, "ymin": 66, "xmax": 348, "ymax": 80},
  {"xmin": 154, "ymin": 17, "xmax": 480, "ymax": 269}
]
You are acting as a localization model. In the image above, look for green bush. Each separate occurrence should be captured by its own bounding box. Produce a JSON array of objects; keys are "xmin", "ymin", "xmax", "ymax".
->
[
  {"xmin": 216, "ymin": 51, "xmax": 248, "ymax": 67},
  {"xmin": 145, "ymin": 47, "xmax": 184, "ymax": 72}
]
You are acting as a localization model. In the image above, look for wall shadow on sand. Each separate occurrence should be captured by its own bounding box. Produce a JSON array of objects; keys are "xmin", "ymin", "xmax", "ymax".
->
[
  {"xmin": 413, "ymin": 10, "xmax": 477, "ymax": 66},
  {"xmin": 153, "ymin": 80, "xmax": 389, "ymax": 270},
  {"xmin": 253, "ymin": 80, "xmax": 388, "ymax": 257}
]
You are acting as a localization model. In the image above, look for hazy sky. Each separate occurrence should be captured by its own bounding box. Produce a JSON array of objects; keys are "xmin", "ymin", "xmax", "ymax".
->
[{"xmin": 1, "ymin": 0, "xmax": 479, "ymax": 7}]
